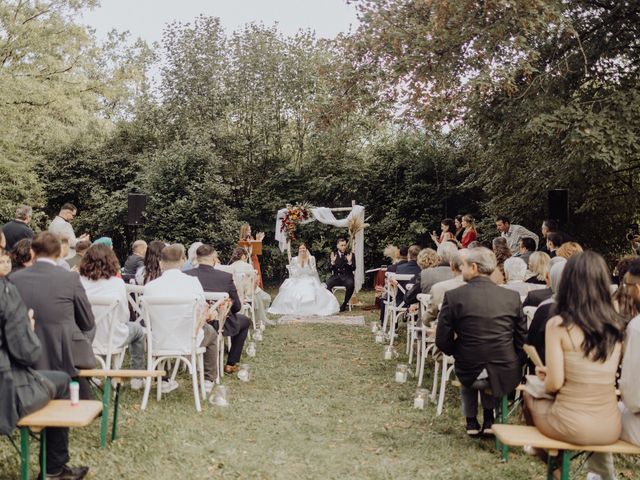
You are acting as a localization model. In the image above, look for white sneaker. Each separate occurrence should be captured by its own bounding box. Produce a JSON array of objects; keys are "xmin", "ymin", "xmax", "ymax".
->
[
  {"xmin": 130, "ymin": 378, "xmax": 145, "ymax": 391},
  {"xmin": 204, "ymin": 380, "xmax": 214, "ymax": 393},
  {"xmin": 161, "ymin": 379, "xmax": 179, "ymax": 394}
]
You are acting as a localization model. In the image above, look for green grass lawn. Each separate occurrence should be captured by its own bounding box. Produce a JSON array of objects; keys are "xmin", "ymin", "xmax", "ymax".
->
[{"xmin": 2, "ymin": 291, "xmax": 639, "ymax": 479}]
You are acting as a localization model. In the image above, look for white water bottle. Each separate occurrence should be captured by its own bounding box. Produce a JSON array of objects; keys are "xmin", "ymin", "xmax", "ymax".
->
[{"xmin": 70, "ymin": 381, "xmax": 80, "ymax": 406}]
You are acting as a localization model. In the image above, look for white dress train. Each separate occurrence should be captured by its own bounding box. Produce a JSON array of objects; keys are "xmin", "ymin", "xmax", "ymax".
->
[{"xmin": 268, "ymin": 256, "xmax": 340, "ymax": 316}]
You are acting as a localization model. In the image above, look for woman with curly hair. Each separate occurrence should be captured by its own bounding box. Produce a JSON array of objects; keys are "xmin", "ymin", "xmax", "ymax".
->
[
  {"xmin": 80, "ymin": 245, "xmax": 146, "ymax": 385},
  {"xmin": 9, "ymin": 238, "xmax": 33, "ymax": 273},
  {"xmin": 135, "ymin": 240, "xmax": 166, "ymax": 285}
]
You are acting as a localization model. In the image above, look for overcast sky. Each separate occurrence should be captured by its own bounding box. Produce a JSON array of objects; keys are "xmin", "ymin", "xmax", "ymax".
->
[{"xmin": 82, "ymin": 0, "xmax": 359, "ymax": 44}]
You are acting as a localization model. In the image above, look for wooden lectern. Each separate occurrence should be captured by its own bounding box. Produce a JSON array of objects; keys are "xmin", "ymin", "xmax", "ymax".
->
[{"xmin": 238, "ymin": 240, "xmax": 262, "ymax": 257}]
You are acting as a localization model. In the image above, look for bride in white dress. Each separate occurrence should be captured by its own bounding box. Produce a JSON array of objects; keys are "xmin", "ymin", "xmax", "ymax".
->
[{"xmin": 268, "ymin": 244, "xmax": 340, "ymax": 316}]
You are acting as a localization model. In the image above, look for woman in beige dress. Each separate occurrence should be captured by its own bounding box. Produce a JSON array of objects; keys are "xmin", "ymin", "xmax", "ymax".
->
[{"xmin": 524, "ymin": 252, "xmax": 626, "ymax": 459}]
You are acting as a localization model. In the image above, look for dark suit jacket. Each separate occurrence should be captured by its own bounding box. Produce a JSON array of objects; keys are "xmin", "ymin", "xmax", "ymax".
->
[
  {"xmin": 10, "ymin": 260, "xmax": 95, "ymax": 377},
  {"xmin": 527, "ymin": 302, "xmax": 555, "ymax": 372},
  {"xmin": 0, "ymin": 278, "xmax": 51, "ymax": 434},
  {"xmin": 435, "ymin": 276, "xmax": 526, "ymax": 397},
  {"xmin": 185, "ymin": 265, "xmax": 248, "ymax": 337},
  {"xmin": 329, "ymin": 251, "xmax": 355, "ymax": 277},
  {"xmin": 523, "ymin": 287, "xmax": 552, "ymax": 307}
]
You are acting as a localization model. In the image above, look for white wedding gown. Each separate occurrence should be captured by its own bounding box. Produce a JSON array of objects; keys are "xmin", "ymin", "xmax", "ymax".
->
[{"xmin": 268, "ymin": 256, "xmax": 340, "ymax": 316}]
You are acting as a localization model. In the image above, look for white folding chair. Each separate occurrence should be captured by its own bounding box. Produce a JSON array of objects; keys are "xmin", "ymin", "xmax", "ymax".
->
[
  {"xmin": 234, "ymin": 271, "xmax": 257, "ymax": 330},
  {"xmin": 433, "ymin": 353, "xmax": 455, "ymax": 416},
  {"xmin": 385, "ymin": 273, "xmax": 415, "ymax": 347},
  {"xmin": 415, "ymin": 294, "xmax": 435, "ymax": 385},
  {"xmin": 125, "ymin": 283, "xmax": 144, "ymax": 324},
  {"xmin": 87, "ymin": 296, "xmax": 127, "ymax": 370},
  {"xmin": 331, "ymin": 286, "xmax": 352, "ymax": 311},
  {"xmin": 140, "ymin": 296, "xmax": 208, "ymax": 412},
  {"xmin": 203, "ymin": 292, "xmax": 230, "ymax": 384}
]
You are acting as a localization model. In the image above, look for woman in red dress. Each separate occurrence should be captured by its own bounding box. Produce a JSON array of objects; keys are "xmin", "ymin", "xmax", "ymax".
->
[
  {"xmin": 457, "ymin": 214, "xmax": 478, "ymax": 248},
  {"xmin": 239, "ymin": 223, "xmax": 264, "ymax": 288}
]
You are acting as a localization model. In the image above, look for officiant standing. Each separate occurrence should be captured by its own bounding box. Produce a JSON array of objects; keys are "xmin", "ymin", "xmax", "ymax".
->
[
  {"xmin": 326, "ymin": 238, "xmax": 356, "ymax": 312},
  {"xmin": 239, "ymin": 223, "xmax": 264, "ymax": 288}
]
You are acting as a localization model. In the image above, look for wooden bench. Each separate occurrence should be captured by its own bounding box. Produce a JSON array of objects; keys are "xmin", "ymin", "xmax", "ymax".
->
[
  {"xmin": 16, "ymin": 400, "xmax": 102, "ymax": 480},
  {"xmin": 78, "ymin": 369, "xmax": 165, "ymax": 448},
  {"xmin": 493, "ymin": 424, "xmax": 640, "ymax": 480}
]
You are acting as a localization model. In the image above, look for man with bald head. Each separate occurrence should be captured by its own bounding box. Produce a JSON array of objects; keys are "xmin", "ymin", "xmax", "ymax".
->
[{"xmin": 123, "ymin": 240, "xmax": 147, "ymax": 276}]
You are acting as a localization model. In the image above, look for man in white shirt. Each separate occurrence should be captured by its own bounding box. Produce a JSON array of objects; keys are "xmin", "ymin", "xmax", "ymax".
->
[
  {"xmin": 143, "ymin": 244, "xmax": 218, "ymax": 393},
  {"xmin": 495, "ymin": 216, "xmax": 539, "ymax": 255},
  {"xmin": 49, "ymin": 203, "xmax": 90, "ymax": 259}
]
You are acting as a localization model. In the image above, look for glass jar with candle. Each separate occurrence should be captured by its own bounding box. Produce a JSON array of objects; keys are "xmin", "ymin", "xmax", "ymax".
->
[
  {"xmin": 371, "ymin": 321, "xmax": 379, "ymax": 333},
  {"xmin": 413, "ymin": 388, "xmax": 428, "ymax": 409},
  {"xmin": 375, "ymin": 331, "xmax": 384, "ymax": 344},
  {"xmin": 253, "ymin": 329, "xmax": 263, "ymax": 342},
  {"xmin": 383, "ymin": 345, "xmax": 396, "ymax": 360},
  {"xmin": 395, "ymin": 363, "xmax": 408, "ymax": 383},
  {"xmin": 246, "ymin": 341, "xmax": 256, "ymax": 357},
  {"xmin": 237, "ymin": 363, "xmax": 251, "ymax": 382},
  {"xmin": 209, "ymin": 384, "xmax": 229, "ymax": 407}
]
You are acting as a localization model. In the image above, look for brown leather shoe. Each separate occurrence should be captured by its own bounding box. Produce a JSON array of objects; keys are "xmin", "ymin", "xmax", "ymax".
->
[{"xmin": 224, "ymin": 364, "xmax": 241, "ymax": 374}]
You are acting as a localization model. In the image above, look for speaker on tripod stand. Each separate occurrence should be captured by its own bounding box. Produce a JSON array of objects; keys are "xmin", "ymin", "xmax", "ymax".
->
[
  {"xmin": 548, "ymin": 189, "xmax": 569, "ymax": 228},
  {"xmin": 127, "ymin": 193, "xmax": 147, "ymax": 241}
]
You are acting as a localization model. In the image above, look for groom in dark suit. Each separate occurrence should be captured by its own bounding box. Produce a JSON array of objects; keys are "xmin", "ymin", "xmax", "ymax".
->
[{"xmin": 326, "ymin": 238, "xmax": 356, "ymax": 312}]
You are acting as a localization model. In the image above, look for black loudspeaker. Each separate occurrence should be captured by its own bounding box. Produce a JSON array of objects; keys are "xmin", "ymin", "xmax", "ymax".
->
[
  {"xmin": 548, "ymin": 189, "xmax": 569, "ymax": 226},
  {"xmin": 127, "ymin": 193, "xmax": 147, "ymax": 226}
]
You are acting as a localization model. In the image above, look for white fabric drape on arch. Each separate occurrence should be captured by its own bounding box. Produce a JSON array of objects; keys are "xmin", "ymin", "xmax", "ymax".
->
[{"xmin": 274, "ymin": 205, "xmax": 365, "ymax": 292}]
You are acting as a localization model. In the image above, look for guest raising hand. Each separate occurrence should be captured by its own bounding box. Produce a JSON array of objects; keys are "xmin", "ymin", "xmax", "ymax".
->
[{"xmin": 430, "ymin": 218, "xmax": 455, "ymax": 247}]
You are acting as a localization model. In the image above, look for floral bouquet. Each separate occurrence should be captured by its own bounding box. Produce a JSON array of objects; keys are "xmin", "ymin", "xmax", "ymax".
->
[{"xmin": 280, "ymin": 202, "xmax": 313, "ymax": 243}]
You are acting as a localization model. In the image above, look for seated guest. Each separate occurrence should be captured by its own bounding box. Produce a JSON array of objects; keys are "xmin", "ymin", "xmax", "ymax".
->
[
  {"xmin": 123, "ymin": 240, "xmax": 147, "ymax": 276},
  {"xmin": 526, "ymin": 251, "xmax": 550, "ymax": 285},
  {"xmin": 612, "ymin": 255, "xmax": 640, "ymax": 286},
  {"xmin": 79, "ymin": 245, "xmax": 146, "ymax": 388},
  {"xmin": 92, "ymin": 237, "xmax": 113, "ymax": 249},
  {"xmin": 225, "ymin": 247, "xmax": 272, "ymax": 327},
  {"xmin": 67, "ymin": 240, "xmax": 90, "ymax": 270},
  {"xmin": 144, "ymin": 244, "xmax": 218, "ymax": 392},
  {"xmin": 183, "ymin": 241, "xmax": 203, "ymax": 271},
  {"xmin": 523, "ymin": 252, "xmax": 625, "ymax": 474},
  {"xmin": 430, "ymin": 218, "xmax": 456, "ymax": 247},
  {"xmin": 57, "ymin": 236, "xmax": 71, "ymax": 271},
  {"xmin": 588, "ymin": 260, "xmax": 640, "ymax": 479},
  {"xmin": 136, "ymin": 239, "xmax": 165, "ymax": 285},
  {"xmin": 539, "ymin": 219, "xmax": 558, "ymax": 255},
  {"xmin": 11, "ymin": 232, "xmax": 95, "ymax": 399},
  {"xmin": 2, "ymin": 204, "xmax": 34, "ymax": 251},
  {"xmin": 405, "ymin": 243, "xmax": 456, "ymax": 306},
  {"xmin": 0, "ymin": 276, "xmax": 89, "ymax": 480},
  {"xmin": 0, "ymin": 247, "xmax": 11, "ymax": 277},
  {"xmin": 522, "ymin": 259, "xmax": 566, "ymax": 307},
  {"xmin": 9, "ymin": 238, "xmax": 33, "ymax": 273},
  {"xmin": 424, "ymin": 249, "xmax": 466, "ymax": 325},
  {"xmin": 495, "ymin": 216, "xmax": 539, "ymax": 254},
  {"xmin": 556, "ymin": 241, "xmax": 583, "ymax": 260},
  {"xmin": 386, "ymin": 245, "xmax": 408, "ymax": 273},
  {"xmin": 546, "ymin": 231, "xmax": 564, "ymax": 258},
  {"xmin": 502, "ymin": 257, "xmax": 534, "ymax": 298},
  {"xmin": 394, "ymin": 244, "xmax": 422, "ymax": 305},
  {"xmin": 526, "ymin": 261, "xmax": 567, "ymax": 370},
  {"xmin": 186, "ymin": 244, "xmax": 251, "ymax": 374},
  {"xmin": 490, "ymin": 237, "xmax": 511, "ymax": 285},
  {"xmin": 517, "ymin": 237, "xmax": 536, "ymax": 265},
  {"xmin": 436, "ymin": 247, "xmax": 525, "ymax": 436}
]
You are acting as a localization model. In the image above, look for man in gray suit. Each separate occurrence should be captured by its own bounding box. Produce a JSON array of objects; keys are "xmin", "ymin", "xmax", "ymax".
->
[
  {"xmin": 436, "ymin": 247, "xmax": 526, "ymax": 436},
  {"xmin": 11, "ymin": 232, "xmax": 95, "ymax": 399}
]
